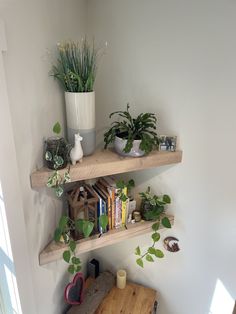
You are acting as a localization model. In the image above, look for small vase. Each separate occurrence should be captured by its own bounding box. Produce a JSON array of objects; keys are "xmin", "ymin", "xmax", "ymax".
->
[
  {"xmin": 65, "ymin": 91, "xmax": 95, "ymax": 156},
  {"xmin": 114, "ymin": 136, "xmax": 145, "ymax": 157}
]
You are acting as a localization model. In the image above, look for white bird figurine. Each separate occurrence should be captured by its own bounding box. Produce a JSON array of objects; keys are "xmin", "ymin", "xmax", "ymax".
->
[{"xmin": 70, "ymin": 133, "xmax": 83, "ymax": 166}]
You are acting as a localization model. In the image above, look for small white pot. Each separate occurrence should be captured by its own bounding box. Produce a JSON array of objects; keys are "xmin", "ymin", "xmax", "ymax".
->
[
  {"xmin": 65, "ymin": 91, "xmax": 95, "ymax": 156},
  {"xmin": 114, "ymin": 136, "xmax": 145, "ymax": 157}
]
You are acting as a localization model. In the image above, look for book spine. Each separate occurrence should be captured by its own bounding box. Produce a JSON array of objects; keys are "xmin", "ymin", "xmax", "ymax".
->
[
  {"xmin": 115, "ymin": 192, "xmax": 122, "ymax": 229},
  {"xmin": 121, "ymin": 187, "xmax": 128, "ymax": 226}
]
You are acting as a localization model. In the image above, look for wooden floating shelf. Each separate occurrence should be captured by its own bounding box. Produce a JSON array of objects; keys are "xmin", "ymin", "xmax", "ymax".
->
[
  {"xmin": 39, "ymin": 215, "xmax": 174, "ymax": 265},
  {"xmin": 31, "ymin": 149, "xmax": 182, "ymax": 188}
]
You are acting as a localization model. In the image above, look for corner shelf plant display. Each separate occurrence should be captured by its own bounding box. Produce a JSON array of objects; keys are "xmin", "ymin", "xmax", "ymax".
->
[
  {"xmin": 51, "ymin": 39, "xmax": 103, "ymax": 155},
  {"xmin": 45, "ymin": 122, "xmax": 71, "ymax": 197},
  {"xmin": 135, "ymin": 187, "xmax": 172, "ymax": 267},
  {"xmin": 104, "ymin": 104, "xmax": 159, "ymax": 157}
]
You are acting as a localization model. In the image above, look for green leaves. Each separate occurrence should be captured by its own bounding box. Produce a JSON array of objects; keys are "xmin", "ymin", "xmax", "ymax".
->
[
  {"xmin": 163, "ymin": 194, "xmax": 171, "ymax": 204},
  {"xmin": 53, "ymin": 122, "xmax": 61, "ymax": 135},
  {"xmin": 68, "ymin": 265, "xmax": 75, "ymax": 274},
  {"xmin": 146, "ymin": 254, "xmax": 154, "ymax": 262},
  {"xmin": 54, "ymin": 228, "xmax": 62, "ymax": 242},
  {"xmin": 76, "ymin": 219, "xmax": 94, "ymax": 238},
  {"xmin": 59, "ymin": 215, "xmax": 69, "ymax": 230},
  {"xmin": 135, "ymin": 246, "xmax": 141, "ymax": 256},
  {"xmin": 155, "ymin": 249, "xmax": 164, "ymax": 258},
  {"xmin": 69, "ymin": 240, "xmax": 76, "ymax": 252},
  {"xmin": 51, "ymin": 40, "xmax": 98, "ymax": 93},
  {"xmin": 152, "ymin": 232, "xmax": 160, "ymax": 242},
  {"xmin": 136, "ymin": 258, "xmax": 144, "ymax": 268},
  {"xmin": 99, "ymin": 215, "xmax": 109, "ymax": 231},
  {"xmin": 104, "ymin": 105, "xmax": 158, "ymax": 154},
  {"xmin": 63, "ymin": 250, "xmax": 71, "ymax": 263},
  {"xmin": 161, "ymin": 217, "xmax": 171, "ymax": 228},
  {"xmin": 152, "ymin": 222, "xmax": 160, "ymax": 231}
]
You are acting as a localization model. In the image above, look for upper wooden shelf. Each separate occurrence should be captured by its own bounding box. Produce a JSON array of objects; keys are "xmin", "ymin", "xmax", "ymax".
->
[
  {"xmin": 39, "ymin": 215, "xmax": 174, "ymax": 266},
  {"xmin": 31, "ymin": 149, "xmax": 182, "ymax": 188}
]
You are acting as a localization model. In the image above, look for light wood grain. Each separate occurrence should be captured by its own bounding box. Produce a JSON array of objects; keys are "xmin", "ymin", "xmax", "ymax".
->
[
  {"xmin": 39, "ymin": 215, "xmax": 174, "ymax": 265},
  {"xmin": 31, "ymin": 149, "xmax": 182, "ymax": 188},
  {"xmin": 95, "ymin": 282, "xmax": 157, "ymax": 314}
]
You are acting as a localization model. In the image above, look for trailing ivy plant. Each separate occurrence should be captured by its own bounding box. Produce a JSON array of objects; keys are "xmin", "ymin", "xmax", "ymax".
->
[
  {"xmin": 135, "ymin": 187, "xmax": 172, "ymax": 268},
  {"xmin": 54, "ymin": 214, "xmax": 109, "ymax": 274},
  {"xmin": 104, "ymin": 104, "xmax": 159, "ymax": 154},
  {"xmin": 45, "ymin": 122, "xmax": 71, "ymax": 197}
]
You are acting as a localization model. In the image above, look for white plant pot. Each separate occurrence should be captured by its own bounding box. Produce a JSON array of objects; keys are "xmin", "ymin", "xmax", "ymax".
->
[
  {"xmin": 114, "ymin": 136, "xmax": 145, "ymax": 157},
  {"xmin": 65, "ymin": 91, "xmax": 95, "ymax": 156}
]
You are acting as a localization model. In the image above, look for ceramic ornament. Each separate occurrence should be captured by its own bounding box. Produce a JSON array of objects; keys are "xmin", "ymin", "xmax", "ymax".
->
[
  {"xmin": 64, "ymin": 272, "xmax": 84, "ymax": 305},
  {"xmin": 70, "ymin": 133, "xmax": 83, "ymax": 165},
  {"xmin": 163, "ymin": 236, "xmax": 180, "ymax": 252}
]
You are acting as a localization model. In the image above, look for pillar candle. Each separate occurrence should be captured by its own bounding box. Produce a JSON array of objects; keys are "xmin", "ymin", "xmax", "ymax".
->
[{"xmin": 116, "ymin": 269, "xmax": 126, "ymax": 289}]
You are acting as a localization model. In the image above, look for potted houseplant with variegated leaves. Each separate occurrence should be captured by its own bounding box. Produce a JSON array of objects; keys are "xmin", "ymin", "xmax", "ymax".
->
[
  {"xmin": 51, "ymin": 40, "xmax": 104, "ymax": 156},
  {"xmin": 45, "ymin": 122, "xmax": 71, "ymax": 197},
  {"xmin": 104, "ymin": 104, "xmax": 159, "ymax": 157}
]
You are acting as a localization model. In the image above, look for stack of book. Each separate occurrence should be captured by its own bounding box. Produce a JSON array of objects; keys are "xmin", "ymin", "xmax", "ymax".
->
[{"xmin": 90, "ymin": 176, "xmax": 129, "ymax": 234}]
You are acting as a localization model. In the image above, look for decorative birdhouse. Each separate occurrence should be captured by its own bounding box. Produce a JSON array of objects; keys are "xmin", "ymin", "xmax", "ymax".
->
[{"xmin": 67, "ymin": 184, "xmax": 98, "ymax": 240}]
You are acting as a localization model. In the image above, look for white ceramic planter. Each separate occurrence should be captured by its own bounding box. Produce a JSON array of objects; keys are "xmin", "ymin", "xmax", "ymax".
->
[
  {"xmin": 114, "ymin": 136, "xmax": 145, "ymax": 157},
  {"xmin": 65, "ymin": 91, "xmax": 95, "ymax": 156}
]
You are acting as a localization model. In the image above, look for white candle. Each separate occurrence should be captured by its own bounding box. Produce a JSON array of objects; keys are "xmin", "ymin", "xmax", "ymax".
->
[{"xmin": 116, "ymin": 269, "xmax": 126, "ymax": 289}]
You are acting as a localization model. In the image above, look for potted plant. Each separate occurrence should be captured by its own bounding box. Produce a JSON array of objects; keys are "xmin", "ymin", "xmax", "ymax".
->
[
  {"xmin": 104, "ymin": 104, "xmax": 159, "ymax": 157},
  {"xmin": 139, "ymin": 186, "xmax": 171, "ymax": 220},
  {"xmin": 135, "ymin": 187, "xmax": 172, "ymax": 268},
  {"xmin": 51, "ymin": 40, "xmax": 100, "ymax": 156},
  {"xmin": 45, "ymin": 122, "xmax": 71, "ymax": 197}
]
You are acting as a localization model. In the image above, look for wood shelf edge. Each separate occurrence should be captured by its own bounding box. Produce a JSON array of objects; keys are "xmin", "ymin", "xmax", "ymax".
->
[
  {"xmin": 39, "ymin": 215, "xmax": 174, "ymax": 266},
  {"xmin": 31, "ymin": 150, "xmax": 183, "ymax": 188}
]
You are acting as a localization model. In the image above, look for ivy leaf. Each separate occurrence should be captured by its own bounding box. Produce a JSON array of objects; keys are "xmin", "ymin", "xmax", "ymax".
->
[
  {"xmin": 54, "ymin": 155, "xmax": 64, "ymax": 167},
  {"xmin": 82, "ymin": 220, "xmax": 94, "ymax": 238},
  {"xmin": 63, "ymin": 171, "xmax": 71, "ymax": 183},
  {"xmin": 120, "ymin": 194, "xmax": 128, "ymax": 202},
  {"xmin": 135, "ymin": 246, "xmax": 141, "ymax": 256},
  {"xmin": 99, "ymin": 215, "xmax": 108, "ymax": 231},
  {"xmin": 76, "ymin": 265, "xmax": 81, "ymax": 272},
  {"xmin": 152, "ymin": 222, "xmax": 160, "ymax": 231},
  {"xmin": 68, "ymin": 264, "xmax": 75, "ymax": 274},
  {"xmin": 53, "ymin": 122, "xmax": 61, "ymax": 135},
  {"xmin": 163, "ymin": 194, "xmax": 171, "ymax": 204},
  {"xmin": 63, "ymin": 250, "xmax": 71, "ymax": 263},
  {"xmin": 136, "ymin": 258, "xmax": 144, "ymax": 268},
  {"xmin": 54, "ymin": 228, "xmax": 62, "ymax": 242},
  {"xmin": 45, "ymin": 151, "xmax": 52, "ymax": 161},
  {"xmin": 152, "ymin": 232, "xmax": 160, "ymax": 242},
  {"xmin": 55, "ymin": 186, "xmax": 63, "ymax": 197},
  {"xmin": 71, "ymin": 257, "xmax": 81, "ymax": 265},
  {"xmin": 155, "ymin": 249, "xmax": 164, "ymax": 258},
  {"xmin": 161, "ymin": 217, "xmax": 171, "ymax": 228},
  {"xmin": 75, "ymin": 219, "xmax": 84, "ymax": 232},
  {"xmin": 146, "ymin": 254, "xmax": 154, "ymax": 262},
  {"xmin": 148, "ymin": 247, "xmax": 156, "ymax": 255},
  {"xmin": 116, "ymin": 180, "xmax": 125, "ymax": 189},
  {"xmin": 59, "ymin": 215, "xmax": 68, "ymax": 230},
  {"xmin": 69, "ymin": 240, "xmax": 76, "ymax": 252}
]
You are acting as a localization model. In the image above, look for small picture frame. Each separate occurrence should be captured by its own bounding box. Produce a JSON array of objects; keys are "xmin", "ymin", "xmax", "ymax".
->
[{"xmin": 159, "ymin": 135, "xmax": 177, "ymax": 152}]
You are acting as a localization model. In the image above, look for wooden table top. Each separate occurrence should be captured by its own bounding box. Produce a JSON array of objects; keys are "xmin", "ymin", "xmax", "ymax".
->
[{"xmin": 95, "ymin": 282, "xmax": 157, "ymax": 314}]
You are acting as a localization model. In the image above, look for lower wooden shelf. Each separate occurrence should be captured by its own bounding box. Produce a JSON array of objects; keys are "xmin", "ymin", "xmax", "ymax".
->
[{"xmin": 39, "ymin": 215, "xmax": 174, "ymax": 266}]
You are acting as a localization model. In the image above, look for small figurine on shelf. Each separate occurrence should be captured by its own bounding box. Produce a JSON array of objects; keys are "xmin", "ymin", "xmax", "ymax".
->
[{"xmin": 70, "ymin": 133, "xmax": 83, "ymax": 166}]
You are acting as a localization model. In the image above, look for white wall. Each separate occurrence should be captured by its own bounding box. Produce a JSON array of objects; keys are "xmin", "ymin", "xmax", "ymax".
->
[
  {"xmin": 0, "ymin": 1, "xmax": 90, "ymax": 314},
  {"xmin": 87, "ymin": 1, "xmax": 236, "ymax": 313}
]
